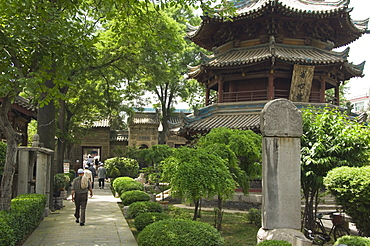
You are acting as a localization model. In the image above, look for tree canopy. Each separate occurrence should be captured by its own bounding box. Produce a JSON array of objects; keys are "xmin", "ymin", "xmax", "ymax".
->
[
  {"xmin": 301, "ymin": 107, "xmax": 370, "ymax": 230},
  {"xmin": 162, "ymin": 146, "xmax": 235, "ymax": 221}
]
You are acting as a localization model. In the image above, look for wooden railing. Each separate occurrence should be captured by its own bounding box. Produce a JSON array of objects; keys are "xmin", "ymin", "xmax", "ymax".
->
[
  {"xmin": 223, "ymin": 90, "xmax": 267, "ymax": 102},
  {"xmin": 206, "ymin": 89, "xmax": 338, "ymax": 105}
]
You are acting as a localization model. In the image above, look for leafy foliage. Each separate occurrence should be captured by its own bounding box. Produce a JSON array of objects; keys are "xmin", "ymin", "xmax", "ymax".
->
[
  {"xmin": 120, "ymin": 190, "xmax": 151, "ymax": 206},
  {"xmin": 105, "ymin": 157, "xmax": 139, "ymax": 178},
  {"xmin": 112, "ymin": 177, "xmax": 144, "ymax": 196},
  {"xmin": 0, "ymin": 194, "xmax": 46, "ymax": 245},
  {"xmin": 53, "ymin": 173, "xmax": 70, "ymax": 193},
  {"xmin": 324, "ymin": 166, "xmax": 370, "ymax": 236},
  {"xmin": 246, "ymin": 208, "xmax": 261, "ymax": 228},
  {"xmin": 134, "ymin": 212, "xmax": 170, "ymax": 231},
  {"xmin": 162, "ymin": 146, "xmax": 235, "ymax": 223},
  {"xmin": 137, "ymin": 219, "xmax": 224, "ymax": 246},
  {"xmin": 300, "ymin": 107, "xmax": 370, "ymax": 230},
  {"xmin": 196, "ymin": 127, "xmax": 262, "ymax": 192},
  {"xmin": 129, "ymin": 201, "xmax": 163, "ymax": 219},
  {"xmin": 334, "ymin": 235, "xmax": 370, "ymax": 246}
]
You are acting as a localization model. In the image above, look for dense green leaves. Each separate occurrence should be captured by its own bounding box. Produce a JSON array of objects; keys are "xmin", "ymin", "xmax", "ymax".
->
[
  {"xmin": 197, "ymin": 127, "xmax": 262, "ymax": 186},
  {"xmin": 324, "ymin": 166, "xmax": 370, "ymax": 236},
  {"xmin": 162, "ymin": 146, "xmax": 235, "ymax": 220},
  {"xmin": 300, "ymin": 107, "xmax": 370, "ymax": 230}
]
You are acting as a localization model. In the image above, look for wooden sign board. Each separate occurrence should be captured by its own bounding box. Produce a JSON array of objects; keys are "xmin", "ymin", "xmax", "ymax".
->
[{"xmin": 289, "ymin": 65, "xmax": 315, "ymax": 102}]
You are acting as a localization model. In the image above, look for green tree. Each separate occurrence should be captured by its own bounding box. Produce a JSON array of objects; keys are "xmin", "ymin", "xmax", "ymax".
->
[
  {"xmin": 0, "ymin": 0, "xmax": 230, "ymax": 210},
  {"xmin": 196, "ymin": 127, "xmax": 262, "ymax": 180},
  {"xmin": 196, "ymin": 127, "xmax": 262, "ymax": 230},
  {"xmin": 129, "ymin": 6, "xmax": 206, "ymax": 144},
  {"xmin": 140, "ymin": 145, "xmax": 174, "ymax": 184},
  {"xmin": 301, "ymin": 107, "xmax": 370, "ymax": 230},
  {"xmin": 324, "ymin": 166, "xmax": 370, "ymax": 237},
  {"xmin": 162, "ymin": 147, "xmax": 235, "ymax": 223}
]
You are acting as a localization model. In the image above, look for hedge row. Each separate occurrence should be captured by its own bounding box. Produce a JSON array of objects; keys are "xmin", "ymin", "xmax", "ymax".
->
[{"xmin": 0, "ymin": 193, "xmax": 47, "ymax": 246}]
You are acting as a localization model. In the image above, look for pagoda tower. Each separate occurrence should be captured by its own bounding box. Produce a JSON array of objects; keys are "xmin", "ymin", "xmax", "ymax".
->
[{"xmin": 179, "ymin": 0, "xmax": 368, "ymax": 138}]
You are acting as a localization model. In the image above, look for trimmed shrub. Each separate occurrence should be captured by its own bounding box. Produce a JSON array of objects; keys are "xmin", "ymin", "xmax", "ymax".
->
[
  {"xmin": 0, "ymin": 193, "xmax": 46, "ymax": 245},
  {"xmin": 137, "ymin": 219, "xmax": 224, "ymax": 246},
  {"xmin": 0, "ymin": 211, "xmax": 16, "ymax": 246},
  {"xmin": 134, "ymin": 212, "xmax": 170, "ymax": 231},
  {"xmin": 247, "ymin": 208, "xmax": 261, "ymax": 228},
  {"xmin": 112, "ymin": 177, "xmax": 144, "ymax": 196},
  {"xmin": 128, "ymin": 201, "xmax": 163, "ymax": 219},
  {"xmin": 324, "ymin": 166, "xmax": 370, "ymax": 236},
  {"xmin": 257, "ymin": 240, "xmax": 291, "ymax": 246},
  {"xmin": 105, "ymin": 157, "xmax": 139, "ymax": 178},
  {"xmin": 120, "ymin": 190, "xmax": 150, "ymax": 206},
  {"xmin": 334, "ymin": 235, "xmax": 370, "ymax": 246},
  {"xmin": 113, "ymin": 176, "xmax": 135, "ymax": 188}
]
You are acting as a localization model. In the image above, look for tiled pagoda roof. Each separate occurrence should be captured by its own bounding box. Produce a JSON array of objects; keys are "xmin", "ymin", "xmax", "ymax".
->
[
  {"xmin": 188, "ymin": 42, "xmax": 365, "ymax": 80},
  {"xmin": 187, "ymin": 0, "xmax": 369, "ymax": 50},
  {"xmin": 177, "ymin": 101, "xmax": 360, "ymax": 136}
]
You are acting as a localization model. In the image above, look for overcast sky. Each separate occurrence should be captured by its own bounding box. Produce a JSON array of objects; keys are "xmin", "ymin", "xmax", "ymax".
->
[{"xmin": 344, "ymin": 0, "xmax": 370, "ymax": 97}]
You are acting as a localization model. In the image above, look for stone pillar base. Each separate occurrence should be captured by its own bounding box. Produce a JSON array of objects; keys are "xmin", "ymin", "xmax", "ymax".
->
[{"xmin": 257, "ymin": 228, "xmax": 312, "ymax": 246}]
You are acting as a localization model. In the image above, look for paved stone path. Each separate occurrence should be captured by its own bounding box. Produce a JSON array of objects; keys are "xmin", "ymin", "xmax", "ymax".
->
[{"xmin": 22, "ymin": 181, "xmax": 137, "ymax": 246}]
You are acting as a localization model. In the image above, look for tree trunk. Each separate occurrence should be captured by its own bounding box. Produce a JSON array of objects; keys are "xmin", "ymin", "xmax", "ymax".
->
[
  {"xmin": 37, "ymin": 80, "xmax": 57, "ymax": 211},
  {"xmin": 215, "ymin": 195, "xmax": 223, "ymax": 231},
  {"xmin": 193, "ymin": 199, "xmax": 200, "ymax": 221},
  {"xmin": 56, "ymin": 99, "xmax": 67, "ymax": 172},
  {"xmin": 0, "ymin": 96, "xmax": 22, "ymax": 210},
  {"xmin": 159, "ymin": 115, "xmax": 170, "ymax": 145}
]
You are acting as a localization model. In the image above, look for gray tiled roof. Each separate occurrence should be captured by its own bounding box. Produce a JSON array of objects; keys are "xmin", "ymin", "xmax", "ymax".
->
[
  {"xmin": 183, "ymin": 113, "xmax": 260, "ymax": 132},
  {"xmin": 233, "ymin": 0, "xmax": 349, "ymax": 15},
  {"xmin": 189, "ymin": 43, "xmax": 364, "ymax": 79},
  {"xmin": 187, "ymin": 0, "xmax": 368, "ymax": 50},
  {"xmin": 14, "ymin": 96, "xmax": 36, "ymax": 111},
  {"xmin": 92, "ymin": 119, "xmax": 110, "ymax": 128},
  {"xmin": 132, "ymin": 116, "xmax": 159, "ymax": 125}
]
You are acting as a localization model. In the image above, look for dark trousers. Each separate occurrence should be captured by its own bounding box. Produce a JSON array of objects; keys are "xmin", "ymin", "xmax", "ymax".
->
[
  {"xmin": 98, "ymin": 178, "xmax": 105, "ymax": 188},
  {"xmin": 74, "ymin": 193, "xmax": 88, "ymax": 223}
]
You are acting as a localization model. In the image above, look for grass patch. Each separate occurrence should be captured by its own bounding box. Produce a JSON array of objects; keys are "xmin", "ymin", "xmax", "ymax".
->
[{"xmin": 120, "ymin": 204, "xmax": 259, "ymax": 246}]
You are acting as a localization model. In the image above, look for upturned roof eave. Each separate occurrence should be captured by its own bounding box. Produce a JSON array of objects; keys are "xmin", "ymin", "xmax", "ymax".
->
[{"xmin": 187, "ymin": 1, "xmax": 368, "ymax": 50}]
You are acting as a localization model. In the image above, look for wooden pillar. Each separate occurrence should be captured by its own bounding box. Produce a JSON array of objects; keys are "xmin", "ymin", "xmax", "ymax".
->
[
  {"xmin": 218, "ymin": 78, "xmax": 223, "ymax": 103},
  {"xmin": 268, "ymin": 70, "xmax": 275, "ymax": 100},
  {"xmin": 320, "ymin": 75, "xmax": 326, "ymax": 103},
  {"xmin": 205, "ymin": 84, "xmax": 210, "ymax": 106},
  {"xmin": 335, "ymin": 83, "xmax": 340, "ymax": 106}
]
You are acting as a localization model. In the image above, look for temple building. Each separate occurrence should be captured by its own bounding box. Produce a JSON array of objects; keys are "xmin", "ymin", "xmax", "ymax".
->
[
  {"xmin": 69, "ymin": 108, "xmax": 191, "ymax": 163},
  {"xmin": 179, "ymin": 0, "xmax": 368, "ymax": 138},
  {"xmin": 0, "ymin": 96, "xmax": 37, "ymax": 146}
]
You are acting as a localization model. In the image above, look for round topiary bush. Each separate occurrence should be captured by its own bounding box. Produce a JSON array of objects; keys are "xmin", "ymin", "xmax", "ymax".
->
[
  {"xmin": 137, "ymin": 219, "xmax": 224, "ymax": 246},
  {"xmin": 257, "ymin": 240, "xmax": 291, "ymax": 246},
  {"xmin": 134, "ymin": 212, "xmax": 170, "ymax": 231},
  {"xmin": 334, "ymin": 235, "xmax": 370, "ymax": 246},
  {"xmin": 113, "ymin": 177, "xmax": 144, "ymax": 196},
  {"xmin": 120, "ymin": 190, "xmax": 150, "ymax": 206},
  {"xmin": 128, "ymin": 201, "xmax": 163, "ymax": 219},
  {"xmin": 113, "ymin": 177, "xmax": 135, "ymax": 189},
  {"xmin": 105, "ymin": 157, "xmax": 139, "ymax": 178}
]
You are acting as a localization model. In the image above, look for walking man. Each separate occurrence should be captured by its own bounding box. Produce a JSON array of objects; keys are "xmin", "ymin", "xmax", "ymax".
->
[
  {"xmin": 97, "ymin": 163, "xmax": 107, "ymax": 189},
  {"xmin": 71, "ymin": 169, "xmax": 93, "ymax": 226}
]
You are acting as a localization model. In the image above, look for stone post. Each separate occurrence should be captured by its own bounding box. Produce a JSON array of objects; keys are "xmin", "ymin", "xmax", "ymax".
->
[{"xmin": 257, "ymin": 99, "xmax": 309, "ymax": 245}]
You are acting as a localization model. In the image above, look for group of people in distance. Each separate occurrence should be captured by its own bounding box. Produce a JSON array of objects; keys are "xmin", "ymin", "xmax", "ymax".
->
[{"xmin": 71, "ymin": 155, "xmax": 108, "ymax": 226}]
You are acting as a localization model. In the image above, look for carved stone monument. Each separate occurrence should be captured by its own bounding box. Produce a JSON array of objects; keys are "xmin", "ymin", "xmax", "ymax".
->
[{"xmin": 258, "ymin": 99, "xmax": 310, "ymax": 245}]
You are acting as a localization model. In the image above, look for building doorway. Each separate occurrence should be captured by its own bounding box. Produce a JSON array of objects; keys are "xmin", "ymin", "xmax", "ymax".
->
[{"xmin": 82, "ymin": 146, "xmax": 101, "ymax": 165}]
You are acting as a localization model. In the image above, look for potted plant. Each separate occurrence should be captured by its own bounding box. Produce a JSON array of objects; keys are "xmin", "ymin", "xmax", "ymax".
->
[{"xmin": 54, "ymin": 173, "xmax": 70, "ymax": 197}]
